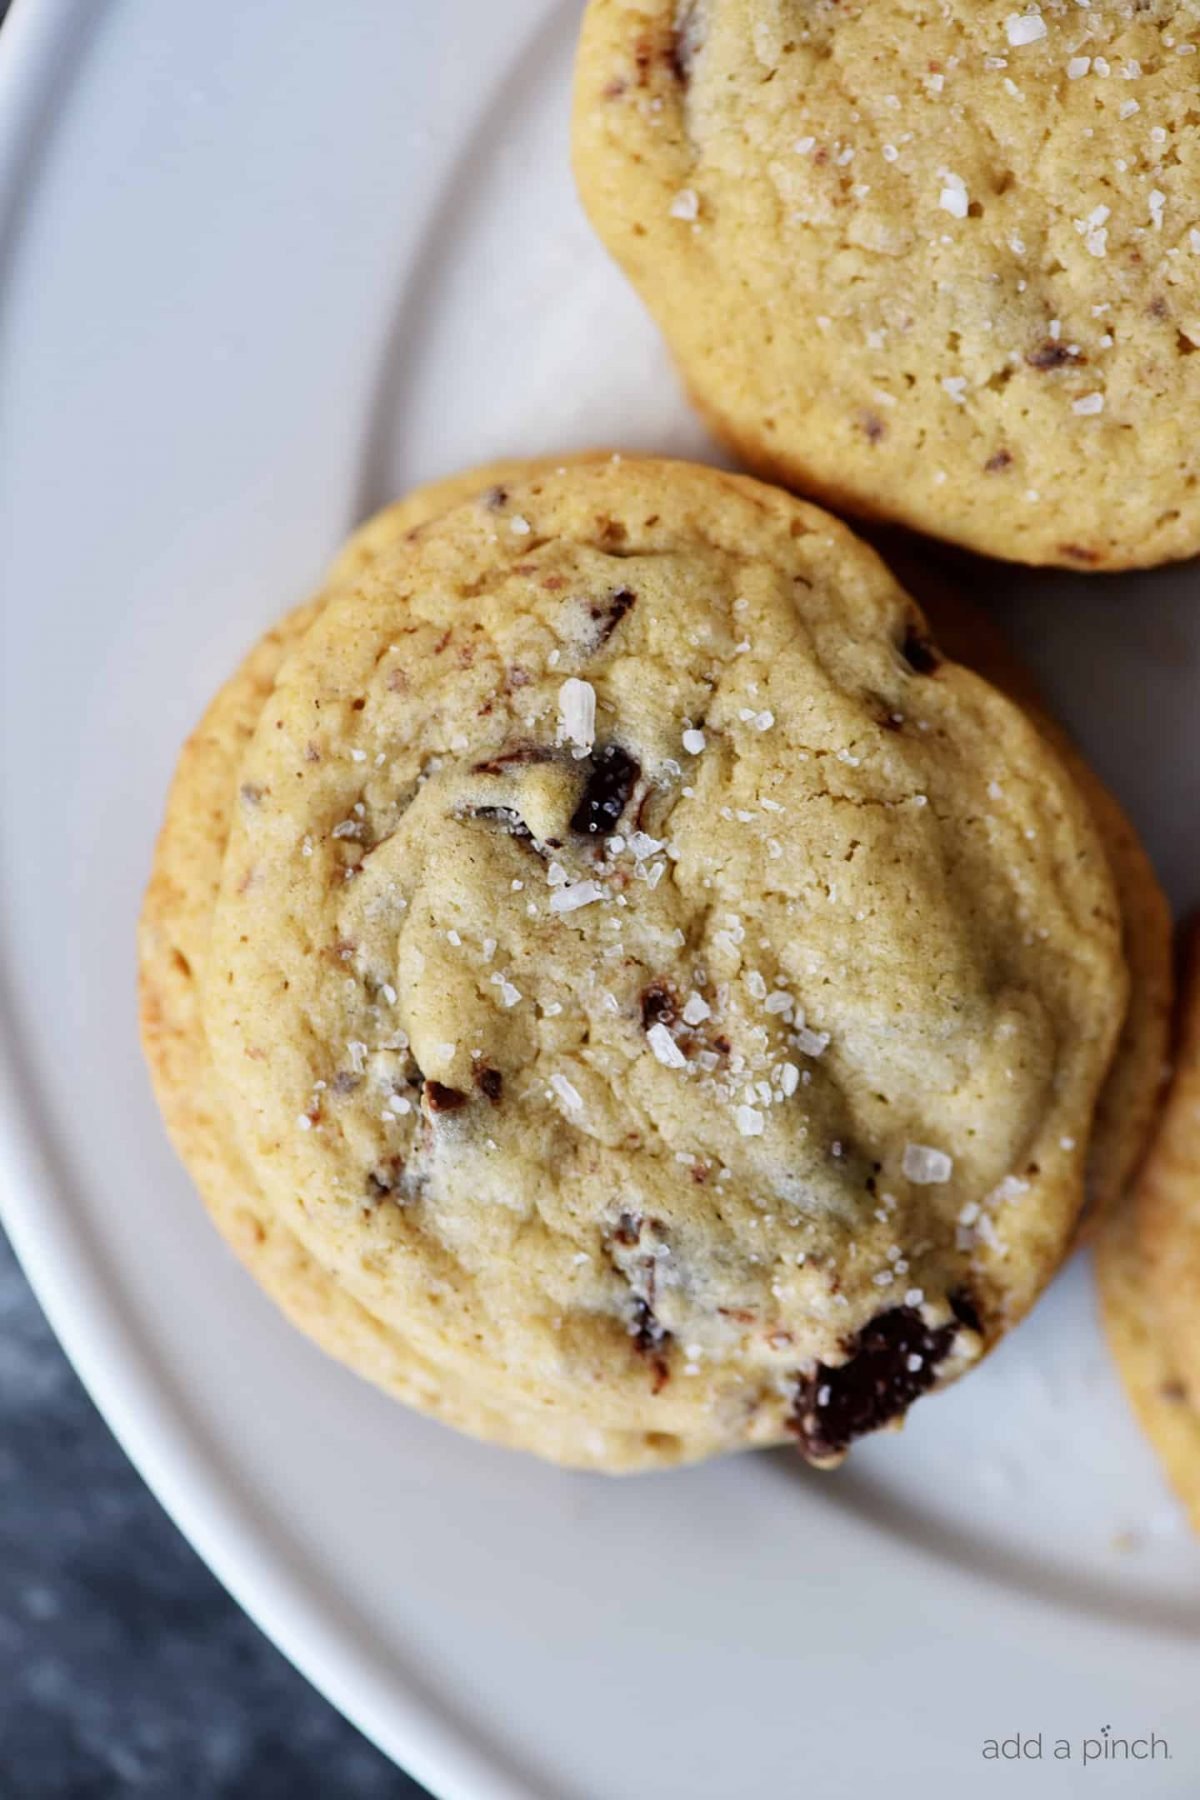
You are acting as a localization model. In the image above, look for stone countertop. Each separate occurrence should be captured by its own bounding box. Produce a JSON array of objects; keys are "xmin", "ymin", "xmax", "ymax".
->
[{"xmin": 0, "ymin": 1231, "xmax": 429, "ymax": 1799}]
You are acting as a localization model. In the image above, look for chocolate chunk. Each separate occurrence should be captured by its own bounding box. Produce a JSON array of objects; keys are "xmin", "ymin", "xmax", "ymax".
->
[
  {"xmin": 613, "ymin": 1210, "xmax": 643, "ymax": 1247},
  {"xmin": 789, "ymin": 1306, "xmax": 957, "ymax": 1460},
  {"xmin": 476, "ymin": 1066, "xmax": 503, "ymax": 1104},
  {"xmin": 898, "ymin": 621, "xmax": 941, "ymax": 675},
  {"xmin": 589, "ymin": 586, "xmax": 637, "ymax": 646},
  {"xmin": 984, "ymin": 448, "xmax": 1013, "ymax": 473},
  {"xmin": 424, "ymin": 1080, "xmax": 467, "ymax": 1113},
  {"xmin": 570, "ymin": 744, "xmax": 639, "ymax": 836},
  {"xmin": 1026, "ymin": 341, "xmax": 1082, "ymax": 371},
  {"xmin": 640, "ymin": 981, "xmax": 676, "ymax": 1030},
  {"xmin": 949, "ymin": 1288, "xmax": 983, "ymax": 1334}
]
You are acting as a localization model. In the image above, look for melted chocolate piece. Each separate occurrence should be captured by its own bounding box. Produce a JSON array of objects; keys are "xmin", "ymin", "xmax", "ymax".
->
[
  {"xmin": 612, "ymin": 1210, "xmax": 643, "ymax": 1247},
  {"xmin": 949, "ymin": 1288, "xmax": 983, "ymax": 1334},
  {"xmin": 1026, "ymin": 341, "xmax": 1082, "ymax": 371},
  {"xmin": 589, "ymin": 586, "xmax": 637, "ymax": 646},
  {"xmin": 424, "ymin": 1080, "xmax": 468, "ymax": 1114},
  {"xmin": 570, "ymin": 744, "xmax": 639, "ymax": 836},
  {"xmin": 640, "ymin": 981, "xmax": 676, "ymax": 1030},
  {"xmin": 476, "ymin": 1066, "xmax": 503, "ymax": 1104},
  {"xmin": 790, "ymin": 1306, "xmax": 958, "ymax": 1460}
]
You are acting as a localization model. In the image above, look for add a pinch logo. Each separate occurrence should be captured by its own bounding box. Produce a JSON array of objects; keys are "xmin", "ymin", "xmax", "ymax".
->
[{"xmin": 982, "ymin": 1726, "xmax": 1171, "ymax": 1764}]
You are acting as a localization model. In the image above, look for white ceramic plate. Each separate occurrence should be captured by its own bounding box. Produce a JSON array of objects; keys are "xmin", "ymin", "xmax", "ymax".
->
[{"xmin": 2, "ymin": 3, "xmax": 1198, "ymax": 1794}]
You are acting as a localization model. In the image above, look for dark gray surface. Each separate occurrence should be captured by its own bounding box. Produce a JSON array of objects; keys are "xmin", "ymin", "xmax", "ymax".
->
[
  {"xmin": 0, "ymin": 1229, "xmax": 428, "ymax": 1799},
  {"xmin": 0, "ymin": 2, "xmax": 426, "ymax": 1794}
]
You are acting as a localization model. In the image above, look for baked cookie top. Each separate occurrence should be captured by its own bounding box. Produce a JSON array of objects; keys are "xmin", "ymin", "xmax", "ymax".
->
[
  {"xmin": 200, "ymin": 456, "xmax": 1124, "ymax": 1461},
  {"xmin": 573, "ymin": 0, "xmax": 1200, "ymax": 568}
]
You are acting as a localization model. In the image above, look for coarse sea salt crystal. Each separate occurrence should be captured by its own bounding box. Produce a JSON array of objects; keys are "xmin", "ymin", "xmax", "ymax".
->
[
  {"xmin": 989, "ymin": 1174, "xmax": 1031, "ymax": 1206},
  {"xmin": 795, "ymin": 1025, "xmax": 830, "ymax": 1058},
  {"xmin": 682, "ymin": 992, "xmax": 711, "ymax": 1026},
  {"xmin": 682, "ymin": 728, "xmax": 706, "ymax": 755},
  {"xmin": 735, "ymin": 1104, "xmax": 765, "ymax": 1137},
  {"xmin": 1006, "ymin": 13, "xmax": 1047, "ymax": 47},
  {"xmin": 1072, "ymin": 392, "xmax": 1104, "ymax": 415},
  {"xmin": 628, "ymin": 830, "xmax": 665, "ymax": 861},
  {"xmin": 938, "ymin": 172, "xmax": 968, "ymax": 218},
  {"xmin": 902, "ymin": 1142, "xmax": 953, "ymax": 1184},
  {"xmin": 557, "ymin": 677, "xmax": 596, "ymax": 751},
  {"xmin": 509, "ymin": 514, "xmax": 531, "ymax": 536},
  {"xmin": 550, "ymin": 879, "xmax": 603, "ymax": 914},
  {"xmin": 550, "ymin": 1072, "xmax": 584, "ymax": 1112},
  {"xmin": 648, "ymin": 1021, "xmax": 687, "ymax": 1069},
  {"xmin": 670, "ymin": 187, "xmax": 700, "ymax": 221}
]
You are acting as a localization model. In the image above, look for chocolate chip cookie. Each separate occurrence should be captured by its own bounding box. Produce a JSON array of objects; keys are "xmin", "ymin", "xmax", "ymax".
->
[
  {"xmin": 143, "ymin": 456, "xmax": 1134, "ymax": 1469},
  {"xmin": 574, "ymin": 1, "xmax": 1200, "ymax": 568}
]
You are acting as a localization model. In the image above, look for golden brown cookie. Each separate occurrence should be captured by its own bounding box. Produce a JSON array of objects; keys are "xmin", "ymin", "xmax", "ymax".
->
[
  {"xmin": 1126, "ymin": 928, "xmax": 1200, "ymax": 1401},
  {"xmin": 143, "ymin": 455, "xmax": 1132, "ymax": 1470},
  {"xmin": 573, "ymin": 0, "xmax": 1200, "ymax": 568},
  {"xmin": 1097, "ymin": 929, "xmax": 1200, "ymax": 1532}
]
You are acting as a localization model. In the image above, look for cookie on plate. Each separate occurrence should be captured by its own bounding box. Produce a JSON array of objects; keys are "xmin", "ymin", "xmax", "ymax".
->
[
  {"xmin": 1097, "ymin": 929, "xmax": 1200, "ymax": 1533},
  {"xmin": 573, "ymin": 0, "xmax": 1200, "ymax": 568},
  {"xmin": 143, "ymin": 455, "xmax": 1134, "ymax": 1472}
]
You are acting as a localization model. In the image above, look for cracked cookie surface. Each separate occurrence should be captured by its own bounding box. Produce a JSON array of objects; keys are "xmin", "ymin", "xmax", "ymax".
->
[
  {"xmin": 141, "ymin": 456, "xmax": 1130, "ymax": 1469},
  {"xmin": 573, "ymin": 0, "xmax": 1200, "ymax": 568}
]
